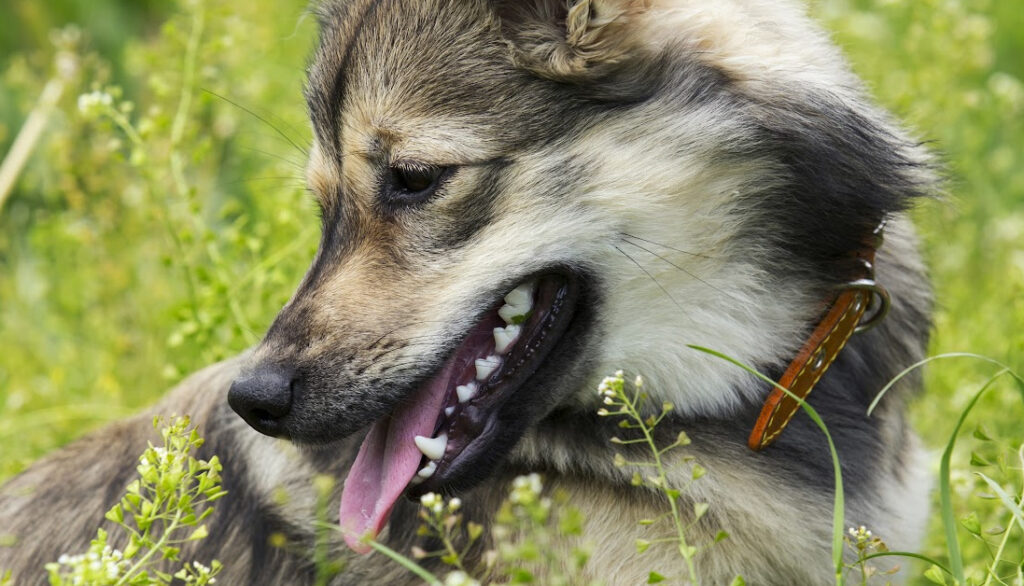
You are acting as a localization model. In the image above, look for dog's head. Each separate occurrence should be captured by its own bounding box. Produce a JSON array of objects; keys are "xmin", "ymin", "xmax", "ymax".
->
[{"xmin": 228, "ymin": 0, "xmax": 932, "ymax": 549}]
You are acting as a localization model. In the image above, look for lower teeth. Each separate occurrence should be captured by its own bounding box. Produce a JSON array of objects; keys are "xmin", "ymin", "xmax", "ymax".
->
[
  {"xmin": 475, "ymin": 356, "xmax": 501, "ymax": 380},
  {"xmin": 456, "ymin": 382, "xmax": 478, "ymax": 403},
  {"xmin": 412, "ymin": 281, "xmax": 542, "ymax": 489},
  {"xmin": 417, "ymin": 461, "xmax": 437, "ymax": 479}
]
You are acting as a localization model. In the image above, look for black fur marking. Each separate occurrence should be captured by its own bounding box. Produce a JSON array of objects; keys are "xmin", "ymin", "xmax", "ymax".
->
[
  {"xmin": 307, "ymin": 194, "xmax": 362, "ymax": 287},
  {"xmin": 427, "ymin": 162, "xmax": 505, "ymax": 250},
  {"xmin": 198, "ymin": 411, "xmax": 319, "ymax": 584},
  {"xmin": 307, "ymin": 0, "xmax": 386, "ymax": 161},
  {"xmin": 744, "ymin": 94, "xmax": 931, "ymax": 284},
  {"xmin": 660, "ymin": 53, "xmax": 735, "ymax": 109}
]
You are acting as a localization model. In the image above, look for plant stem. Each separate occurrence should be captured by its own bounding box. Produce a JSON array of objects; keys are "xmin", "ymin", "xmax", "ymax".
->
[
  {"xmin": 165, "ymin": 4, "xmax": 206, "ymax": 324},
  {"xmin": 106, "ymin": 108, "xmax": 145, "ymax": 149},
  {"xmin": 0, "ymin": 77, "xmax": 66, "ymax": 213},
  {"xmin": 981, "ymin": 512, "xmax": 1016, "ymax": 586},
  {"xmin": 313, "ymin": 485, "xmax": 335, "ymax": 586},
  {"xmin": 430, "ymin": 516, "xmax": 467, "ymax": 573},
  {"xmin": 166, "ymin": 6, "xmax": 256, "ymax": 342},
  {"xmin": 625, "ymin": 388, "xmax": 700, "ymax": 585},
  {"xmin": 171, "ymin": 7, "xmax": 203, "ymax": 157},
  {"xmin": 981, "ymin": 444, "xmax": 1024, "ymax": 586},
  {"xmin": 115, "ymin": 510, "xmax": 183, "ymax": 586}
]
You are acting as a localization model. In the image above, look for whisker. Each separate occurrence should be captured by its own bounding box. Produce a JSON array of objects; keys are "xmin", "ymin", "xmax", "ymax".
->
[
  {"xmin": 618, "ymin": 237, "xmax": 735, "ymax": 300},
  {"xmin": 281, "ymin": 10, "xmax": 313, "ymax": 42},
  {"xmin": 204, "ymin": 89, "xmax": 309, "ymax": 157},
  {"xmin": 240, "ymin": 146, "xmax": 307, "ymax": 171},
  {"xmin": 619, "ymin": 232, "xmax": 715, "ymax": 260},
  {"xmin": 613, "ymin": 244, "xmax": 687, "ymax": 315},
  {"xmin": 218, "ymin": 176, "xmax": 304, "ymax": 189}
]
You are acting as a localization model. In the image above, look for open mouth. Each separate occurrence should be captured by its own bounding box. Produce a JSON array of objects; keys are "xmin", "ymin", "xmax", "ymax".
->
[{"xmin": 338, "ymin": 272, "xmax": 579, "ymax": 552}]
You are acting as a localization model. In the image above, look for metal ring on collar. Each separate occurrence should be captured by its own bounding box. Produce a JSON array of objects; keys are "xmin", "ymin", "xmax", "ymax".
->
[{"xmin": 841, "ymin": 278, "xmax": 891, "ymax": 334}]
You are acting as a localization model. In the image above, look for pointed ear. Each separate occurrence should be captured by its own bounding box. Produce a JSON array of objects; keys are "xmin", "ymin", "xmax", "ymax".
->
[{"xmin": 495, "ymin": 0, "xmax": 651, "ymax": 81}]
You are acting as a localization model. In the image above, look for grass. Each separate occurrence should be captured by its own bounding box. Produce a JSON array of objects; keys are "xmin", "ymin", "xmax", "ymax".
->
[
  {"xmin": 0, "ymin": 0, "xmax": 1022, "ymax": 583},
  {"xmin": 818, "ymin": 1, "xmax": 1024, "ymax": 580}
]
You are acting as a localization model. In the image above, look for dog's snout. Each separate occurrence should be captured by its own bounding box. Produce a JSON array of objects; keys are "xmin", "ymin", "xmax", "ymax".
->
[{"xmin": 228, "ymin": 366, "xmax": 295, "ymax": 437}]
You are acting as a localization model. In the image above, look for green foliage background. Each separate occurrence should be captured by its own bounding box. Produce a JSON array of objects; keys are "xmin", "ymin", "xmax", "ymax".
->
[{"xmin": 1, "ymin": 0, "xmax": 1021, "ymax": 582}]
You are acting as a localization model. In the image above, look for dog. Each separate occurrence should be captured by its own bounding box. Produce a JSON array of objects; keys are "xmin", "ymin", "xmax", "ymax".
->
[{"xmin": 0, "ymin": 0, "xmax": 936, "ymax": 583}]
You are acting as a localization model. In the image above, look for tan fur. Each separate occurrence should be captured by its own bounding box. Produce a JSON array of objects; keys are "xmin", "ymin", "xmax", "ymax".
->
[{"xmin": 2, "ymin": 1, "xmax": 936, "ymax": 583}]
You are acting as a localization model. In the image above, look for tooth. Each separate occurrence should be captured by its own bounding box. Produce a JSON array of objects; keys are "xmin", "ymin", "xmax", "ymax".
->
[
  {"xmin": 444, "ymin": 406, "xmax": 455, "ymax": 417},
  {"xmin": 498, "ymin": 304, "xmax": 522, "ymax": 324},
  {"xmin": 504, "ymin": 282, "xmax": 534, "ymax": 309},
  {"xmin": 416, "ymin": 461, "xmax": 437, "ymax": 479},
  {"xmin": 475, "ymin": 355, "xmax": 501, "ymax": 381},
  {"xmin": 414, "ymin": 433, "xmax": 448, "ymax": 461},
  {"xmin": 456, "ymin": 382, "xmax": 478, "ymax": 403},
  {"xmin": 493, "ymin": 325, "xmax": 521, "ymax": 354}
]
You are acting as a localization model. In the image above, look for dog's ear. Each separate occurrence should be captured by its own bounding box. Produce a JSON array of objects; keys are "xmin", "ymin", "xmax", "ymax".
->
[{"xmin": 494, "ymin": 0, "xmax": 651, "ymax": 82}]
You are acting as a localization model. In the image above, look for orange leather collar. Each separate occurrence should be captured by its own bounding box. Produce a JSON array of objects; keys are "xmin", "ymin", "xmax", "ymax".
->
[{"xmin": 748, "ymin": 223, "xmax": 890, "ymax": 451}]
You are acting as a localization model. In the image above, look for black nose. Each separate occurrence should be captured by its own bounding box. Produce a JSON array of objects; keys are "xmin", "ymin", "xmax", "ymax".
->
[{"xmin": 228, "ymin": 366, "xmax": 295, "ymax": 437}]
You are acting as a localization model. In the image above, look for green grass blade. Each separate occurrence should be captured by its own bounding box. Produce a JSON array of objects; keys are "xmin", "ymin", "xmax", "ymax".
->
[
  {"xmin": 687, "ymin": 345, "xmax": 846, "ymax": 584},
  {"xmin": 366, "ymin": 541, "xmax": 443, "ymax": 586},
  {"xmin": 316, "ymin": 522, "xmax": 442, "ymax": 586},
  {"xmin": 937, "ymin": 368, "xmax": 1011, "ymax": 585},
  {"xmin": 973, "ymin": 472, "xmax": 1024, "ymax": 533},
  {"xmin": 860, "ymin": 551, "xmax": 953, "ymax": 577},
  {"xmin": 867, "ymin": 353, "xmax": 1023, "ymax": 416}
]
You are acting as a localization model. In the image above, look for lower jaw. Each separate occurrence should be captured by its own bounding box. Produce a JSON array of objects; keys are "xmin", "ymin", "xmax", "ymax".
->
[
  {"xmin": 410, "ymin": 272, "xmax": 581, "ymax": 493},
  {"xmin": 337, "ymin": 271, "xmax": 587, "ymax": 551}
]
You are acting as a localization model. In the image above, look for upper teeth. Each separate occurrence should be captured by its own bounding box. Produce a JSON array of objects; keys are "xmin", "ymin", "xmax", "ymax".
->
[
  {"xmin": 493, "ymin": 325, "xmax": 521, "ymax": 354},
  {"xmin": 475, "ymin": 355, "xmax": 501, "ymax": 381},
  {"xmin": 412, "ymin": 283, "xmax": 536, "ymax": 479},
  {"xmin": 504, "ymin": 283, "xmax": 533, "ymax": 308},
  {"xmin": 499, "ymin": 282, "xmax": 534, "ymax": 324},
  {"xmin": 414, "ymin": 433, "xmax": 448, "ymax": 461}
]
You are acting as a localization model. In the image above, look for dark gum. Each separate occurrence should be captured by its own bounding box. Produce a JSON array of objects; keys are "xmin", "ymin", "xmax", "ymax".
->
[{"xmin": 418, "ymin": 275, "xmax": 570, "ymax": 476}]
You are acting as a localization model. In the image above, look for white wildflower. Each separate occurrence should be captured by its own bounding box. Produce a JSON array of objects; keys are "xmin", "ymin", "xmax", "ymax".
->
[
  {"xmin": 444, "ymin": 570, "xmax": 481, "ymax": 586},
  {"xmin": 77, "ymin": 90, "xmax": 113, "ymax": 117},
  {"xmin": 420, "ymin": 492, "xmax": 441, "ymax": 510},
  {"xmin": 510, "ymin": 473, "xmax": 543, "ymax": 504}
]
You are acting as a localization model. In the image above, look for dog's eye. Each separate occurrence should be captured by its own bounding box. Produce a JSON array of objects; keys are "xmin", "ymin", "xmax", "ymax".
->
[
  {"xmin": 380, "ymin": 163, "xmax": 454, "ymax": 211},
  {"xmin": 392, "ymin": 165, "xmax": 443, "ymax": 194}
]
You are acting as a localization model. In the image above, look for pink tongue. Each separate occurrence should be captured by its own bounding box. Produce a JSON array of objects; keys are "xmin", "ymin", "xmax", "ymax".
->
[{"xmin": 339, "ymin": 360, "xmax": 456, "ymax": 553}]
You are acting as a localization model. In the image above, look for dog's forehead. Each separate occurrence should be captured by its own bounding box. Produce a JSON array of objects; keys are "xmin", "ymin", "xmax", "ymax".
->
[{"xmin": 307, "ymin": 0, "xmax": 522, "ymax": 158}]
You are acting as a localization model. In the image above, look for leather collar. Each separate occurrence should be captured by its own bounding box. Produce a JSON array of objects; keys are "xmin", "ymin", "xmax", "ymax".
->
[{"xmin": 748, "ymin": 222, "xmax": 890, "ymax": 451}]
